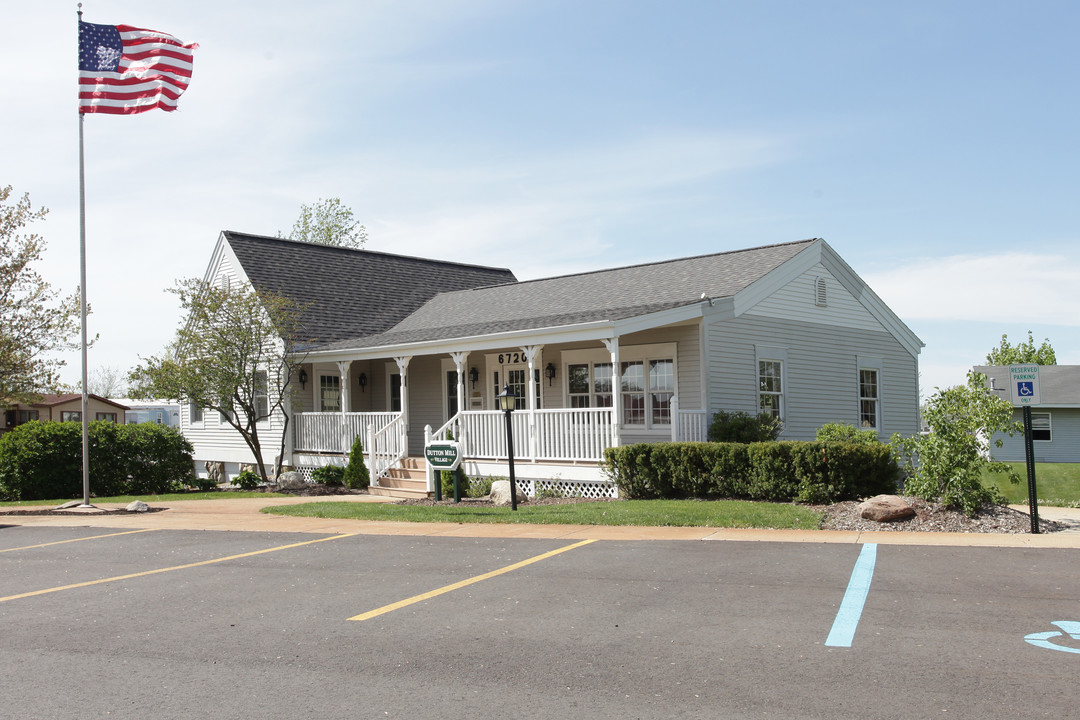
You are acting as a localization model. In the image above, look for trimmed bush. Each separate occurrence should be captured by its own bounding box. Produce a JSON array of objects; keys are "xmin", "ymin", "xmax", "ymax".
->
[
  {"xmin": 815, "ymin": 422, "xmax": 881, "ymax": 445},
  {"xmin": 233, "ymin": 469, "xmax": 262, "ymax": 489},
  {"xmin": 604, "ymin": 441, "xmax": 898, "ymax": 503},
  {"xmin": 708, "ymin": 410, "xmax": 783, "ymax": 443},
  {"xmin": 310, "ymin": 464, "xmax": 345, "ymax": 487},
  {"xmin": 0, "ymin": 421, "xmax": 194, "ymax": 501},
  {"xmin": 343, "ymin": 435, "xmax": 370, "ymax": 490}
]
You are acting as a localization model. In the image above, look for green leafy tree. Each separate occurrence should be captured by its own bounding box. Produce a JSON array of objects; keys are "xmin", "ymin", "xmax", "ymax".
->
[
  {"xmin": 985, "ymin": 331, "xmax": 1056, "ymax": 366},
  {"xmin": 890, "ymin": 371, "xmax": 1022, "ymax": 515},
  {"xmin": 0, "ymin": 186, "xmax": 81, "ymax": 403},
  {"xmin": 129, "ymin": 278, "xmax": 310, "ymax": 483},
  {"xmin": 283, "ymin": 197, "xmax": 367, "ymax": 249}
]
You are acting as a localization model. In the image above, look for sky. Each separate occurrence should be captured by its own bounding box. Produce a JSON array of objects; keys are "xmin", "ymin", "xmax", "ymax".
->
[{"xmin": 2, "ymin": 0, "xmax": 1079, "ymax": 400}]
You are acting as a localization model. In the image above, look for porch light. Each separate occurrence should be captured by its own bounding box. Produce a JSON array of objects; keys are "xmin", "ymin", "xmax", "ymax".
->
[
  {"xmin": 495, "ymin": 384, "xmax": 519, "ymax": 511},
  {"xmin": 469, "ymin": 367, "xmax": 479, "ymax": 388},
  {"xmin": 358, "ymin": 372, "xmax": 367, "ymax": 392},
  {"xmin": 545, "ymin": 362, "xmax": 556, "ymax": 386},
  {"xmin": 298, "ymin": 368, "xmax": 308, "ymax": 390}
]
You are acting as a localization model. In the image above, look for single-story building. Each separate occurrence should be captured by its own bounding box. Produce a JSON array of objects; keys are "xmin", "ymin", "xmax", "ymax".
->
[
  {"xmin": 116, "ymin": 399, "xmax": 182, "ymax": 428},
  {"xmin": 183, "ymin": 232, "xmax": 923, "ymax": 496},
  {"xmin": 2, "ymin": 393, "xmax": 129, "ymax": 436},
  {"xmin": 974, "ymin": 365, "xmax": 1080, "ymax": 463}
]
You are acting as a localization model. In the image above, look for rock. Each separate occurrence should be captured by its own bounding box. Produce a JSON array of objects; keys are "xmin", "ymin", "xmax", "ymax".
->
[
  {"xmin": 205, "ymin": 461, "xmax": 226, "ymax": 484},
  {"xmin": 56, "ymin": 500, "xmax": 82, "ymax": 510},
  {"xmin": 277, "ymin": 471, "xmax": 307, "ymax": 490},
  {"xmin": 857, "ymin": 494, "xmax": 916, "ymax": 522},
  {"xmin": 126, "ymin": 500, "xmax": 150, "ymax": 513},
  {"xmin": 489, "ymin": 479, "xmax": 527, "ymax": 506}
]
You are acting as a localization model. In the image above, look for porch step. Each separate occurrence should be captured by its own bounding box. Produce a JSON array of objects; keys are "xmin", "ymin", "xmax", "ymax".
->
[{"xmin": 370, "ymin": 457, "xmax": 432, "ymax": 499}]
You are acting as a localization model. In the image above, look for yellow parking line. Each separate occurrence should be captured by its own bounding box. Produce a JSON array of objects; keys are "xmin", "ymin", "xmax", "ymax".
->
[
  {"xmin": 349, "ymin": 538, "xmax": 597, "ymax": 622},
  {"xmin": 0, "ymin": 528, "xmax": 158, "ymax": 553},
  {"xmin": 0, "ymin": 533, "xmax": 358, "ymax": 604}
]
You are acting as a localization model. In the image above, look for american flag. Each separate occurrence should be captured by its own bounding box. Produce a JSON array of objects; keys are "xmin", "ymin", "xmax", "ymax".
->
[{"xmin": 78, "ymin": 21, "xmax": 198, "ymax": 115}]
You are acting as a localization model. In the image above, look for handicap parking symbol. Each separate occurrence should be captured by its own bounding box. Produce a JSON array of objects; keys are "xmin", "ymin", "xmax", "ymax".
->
[
  {"xmin": 1017, "ymin": 381, "xmax": 1035, "ymax": 397},
  {"xmin": 1025, "ymin": 621, "xmax": 1080, "ymax": 654}
]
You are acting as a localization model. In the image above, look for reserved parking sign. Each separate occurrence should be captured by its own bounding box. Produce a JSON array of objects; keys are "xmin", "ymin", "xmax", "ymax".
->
[{"xmin": 1008, "ymin": 364, "xmax": 1041, "ymax": 406}]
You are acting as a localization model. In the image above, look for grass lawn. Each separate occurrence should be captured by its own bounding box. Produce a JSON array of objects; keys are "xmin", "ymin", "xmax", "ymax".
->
[
  {"xmin": 981, "ymin": 463, "xmax": 1080, "ymax": 507},
  {"xmin": 263, "ymin": 498, "xmax": 825, "ymax": 529},
  {"xmin": 0, "ymin": 491, "xmax": 286, "ymax": 507}
]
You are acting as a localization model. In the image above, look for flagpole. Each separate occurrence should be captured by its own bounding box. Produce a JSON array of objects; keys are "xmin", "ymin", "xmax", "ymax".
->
[{"xmin": 77, "ymin": 3, "xmax": 92, "ymax": 508}]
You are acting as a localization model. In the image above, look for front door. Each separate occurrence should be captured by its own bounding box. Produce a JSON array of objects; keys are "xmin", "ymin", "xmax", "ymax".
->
[{"xmin": 490, "ymin": 351, "xmax": 541, "ymax": 410}]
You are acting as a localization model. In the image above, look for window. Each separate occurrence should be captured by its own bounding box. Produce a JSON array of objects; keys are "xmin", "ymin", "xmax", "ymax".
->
[
  {"xmin": 620, "ymin": 359, "xmax": 674, "ymax": 426},
  {"xmin": 390, "ymin": 373, "xmax": 401, "ymax": 413},
  {"xmin": 219, "ymin": 401, "xmax": 234, "ymax": 425},
  {"xmin": 18, "ymin": 410, "xmax": 38, "ymax": 424},
  {"xmin": 758, "ymin": 360, "xmax": 783, "ymax": 419},
  {"xmin": 1032, "ymin": 412, "xmax": 1051, "ymax": 442},
  {"xmin": 620, "ymin": 361, "xmax": 645, "ymax": 425},
  {"xmin": 859, "ymin": 369, "xmax": 879, "ymax": 429},
  {"xmin": 253, "ymin": 370, "xmax": 269, "ymax": 421},
  {"xmin": 446, "ymin": 370, "xmax": 459, "ymax": 419},
  {"xmin": 568, "ymin": 363, "xmax": 614, "ymax": 409},
  {"xmin": 61, "ymin": 411, "xmax": 82, "ymax": 422},
  {"xmin": 95, "ymin": 412, "xmax": 117, "ymax": 423},
  {"xmin": 650, "ymin": 359, "xmax": 674, "ymax": 425},
  {"xmin": 320, "ymin": 374, "xmax": 341, "ymax": 412},
  {"xmin": 189, "ymin": 403, "xmax": 203, "ymax": 424}
]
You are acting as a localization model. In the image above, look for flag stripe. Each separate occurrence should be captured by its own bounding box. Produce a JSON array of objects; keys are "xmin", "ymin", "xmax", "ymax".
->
[{"xmin": 79, "ymin": 20, "xmax": 197, "ymax": 115}]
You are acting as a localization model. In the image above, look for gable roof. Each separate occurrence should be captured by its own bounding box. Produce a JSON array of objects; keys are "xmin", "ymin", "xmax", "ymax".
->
[
  {"xmin": 318, "ymin": 239, "xmax": 818, "ymax": 351},
  {"xmin": 974, "ymin": 365, "xmax": 1080, "ymax": 407},
  {"xmin": 222, "ymin": 232, "xmax": 518, "ymax": 347},
  {"xmin": 30, "ymin": 394, "xmax": 129, "ymax": 410}
]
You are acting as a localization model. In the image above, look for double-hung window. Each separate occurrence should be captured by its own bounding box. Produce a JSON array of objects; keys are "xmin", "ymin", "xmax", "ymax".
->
[
  {"xmin": 320, "ymin": 375, "xmax": 341, "ymax": 412},
  {"xmin": 253, "ymin": 370, "xmax": 270, "ymax": 421},
  {"xmin": 1031, "ymin": 412, "xmax": 1052, "ymax": 442},
  {"xmin": 859, "ymin": 369, "xmax": 880, "ymax": 429},
  {"xmin": 758, "ymin": 360, "xmax": 783, "ymax": 419},
  {"xmin": 564, "ymin": 344, "xmax": 673, "ymax": 429}
]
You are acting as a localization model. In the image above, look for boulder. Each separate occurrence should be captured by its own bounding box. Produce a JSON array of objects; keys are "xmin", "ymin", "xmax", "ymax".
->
[
  {"xmin": 857, "ymin": 495, "xmax": 916, "ymax": 522},
  {"xmin": 126, "ymin": 500, "xmax": 150, "ymax": 513},
  {"xmin": 489, "ymin": 479, "xmax": 527, "ymax": 506},
  {"xmin": 277, "ymin": 471, "xmax": 307, "ymax": 490},
  {"xmin": 204, "ymin": 461, "xmax": 226, "ymax": 484}
]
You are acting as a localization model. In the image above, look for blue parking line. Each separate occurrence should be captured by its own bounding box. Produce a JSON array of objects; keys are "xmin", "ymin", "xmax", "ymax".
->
[{"xmin": 825, "ymin": 543, "xmax": 878, "ymax": 648}]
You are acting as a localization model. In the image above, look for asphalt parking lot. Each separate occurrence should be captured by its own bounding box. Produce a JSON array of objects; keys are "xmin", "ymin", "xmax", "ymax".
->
[{"xmin": 2, "ymin": 523, "xmax": 1079, "ymax": 719}]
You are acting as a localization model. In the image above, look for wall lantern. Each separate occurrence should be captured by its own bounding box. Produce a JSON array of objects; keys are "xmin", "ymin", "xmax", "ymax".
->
[
  {"xmin": 545, "ymin": 362, "xmax": 556, "ymax": 386},
  {"xmin": 358, "ymin": 372, "xmax": 367, "ymax": 392},
  {"xmin": 469, "ymin": 367, "xmax": 479, "ymax": 388},
  {"xmin": 298, "ymin": 368, "xmax": 308, "ymax": 390},
  {"xmin": 495, "ymin": 384, "xmax": 519, "ymax": 511}
]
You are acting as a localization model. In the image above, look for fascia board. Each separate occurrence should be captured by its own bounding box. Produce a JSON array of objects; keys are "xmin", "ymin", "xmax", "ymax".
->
[
  {"xmin": 609, "ymin": 303, "xmax": 704, "ymax": 335},
  {"xmin": 818, "ymin": 242, "xmax": 925, "ymax": 358}
]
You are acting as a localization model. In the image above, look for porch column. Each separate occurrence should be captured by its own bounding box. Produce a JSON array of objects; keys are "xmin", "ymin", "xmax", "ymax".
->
[
  {"xmin": 395, "ymin": 356, "xmax": 411, "ymax": 452},
  {"xmin": 522, "ymin": 345, "xmax": 543, "ymax": 459},
  {"xmin": 603, "ymin": 337, "xmax": 621, "ymax": 448},
  {"xmin": 282, "ymin": 372, "xmax": 294, "ymax": 476},
  {"xmin": 450, "ymin": 351, "xmax": 469, "ymax": 451},
  {"xmin": 337, "ymin": 360, "xmax": 352, "ymax": 455},
  {"xmin": 670, "ymin": 395, "xmax": 680, "ymax": 442}
]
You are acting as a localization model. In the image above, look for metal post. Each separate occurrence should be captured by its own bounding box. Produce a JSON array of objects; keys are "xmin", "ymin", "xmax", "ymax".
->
[
  {"xmin": 504, "ymin": 406, "xmax": 517, "ymax": 511},
  {"xmin": 1023, "ymin": 405, "xmax": 1040, "ymax": 534}
]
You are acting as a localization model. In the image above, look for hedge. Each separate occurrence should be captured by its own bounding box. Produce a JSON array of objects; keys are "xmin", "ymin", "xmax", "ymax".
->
[
  {"xmin": 603, "ymin": 441, "xmax": 899, "ymax": 503},
  {"xmin": 0, "ymin": 421, "xmax": 195, "ymax": 501}
]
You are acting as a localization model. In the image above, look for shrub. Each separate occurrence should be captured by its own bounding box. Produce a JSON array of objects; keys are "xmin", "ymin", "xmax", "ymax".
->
[
  {"xmin": 441, "ymin": 466, "xmax": 469, "ymax": 499},
  {"xmin": 708, "ymin": 410, "xmax": 783, "ymax": 443},
  {"xmin": 343, "ymin": 435, "xmax": 370, "ymax": 489},
  {"xmin": 603, "ymin": 441, "xmax": 898, "ymax": 503},
  {"xmin": 0, "ymin": 421, "xmax": 194, "ymax": 501},
  {"xmin": 468, "ymin": 474, "xmax": 495, "ymax": 498},
  {"xmin": 815, "ymin": 422, "xmax": 880, "ymax": 445},
  {"xmin": 310, "ymin": 465, "xmax": 345, "ymax": 487},
  {"xmin": 233, "ymin": 469, "xmax": 262, "ymax": 489},
  {"xmin": 189, "ymin": 474, "xmax": 219, "ymax": 492}
]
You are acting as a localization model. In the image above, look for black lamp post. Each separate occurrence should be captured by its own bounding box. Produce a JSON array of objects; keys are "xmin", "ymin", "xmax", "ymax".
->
[{"xmin": 495, "ymin": 384, "xmax": 518, "ymax": 511}]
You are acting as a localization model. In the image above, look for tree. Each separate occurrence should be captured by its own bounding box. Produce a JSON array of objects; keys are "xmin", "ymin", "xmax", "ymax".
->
[
  {"xmin": 87, "ymin": 364, "xmax": 128, "ymax": 398},
  {"xmin": 129, "ymin": 278, "xmax": 310, "ymax": 483},
  {"xmin": 985, "ymin": 331, "xmax": 1056, "ymax": 366},
  {"xmin": 890, "ymin": 371, "xmax": 1022, "ymax": 516},
  {"xmin": 0, "ymin": 185, "xmax": 81, "ymax": 404},
  {"xmin": 283, "ymin": 197, "xmax": 367, "ymax": 249}
]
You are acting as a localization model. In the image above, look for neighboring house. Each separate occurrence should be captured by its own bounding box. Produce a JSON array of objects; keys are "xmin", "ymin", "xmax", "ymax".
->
[
  {"xmin": 2, "ymin": 393, "xmax": 129, "ymax": 436},
  {"xmin": 974, "ymin": 365, "xmax": 1080, "ymax": 463},
  {"xmin": 183, "ymin": 232, "xmax": 923, "ymax": 496},
  {"xmin": 116, "ymin": 399, "xmax": 181, "ymax": 427}
]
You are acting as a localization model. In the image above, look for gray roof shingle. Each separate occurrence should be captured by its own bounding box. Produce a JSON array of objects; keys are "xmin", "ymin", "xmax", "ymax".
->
[
  {"xmin": 318, "ymin": 239, "xmax": 816, "ymax": 351},
  {"xmin": 223, "ymin": 232, "xmax": 518, "ymax": 347}
]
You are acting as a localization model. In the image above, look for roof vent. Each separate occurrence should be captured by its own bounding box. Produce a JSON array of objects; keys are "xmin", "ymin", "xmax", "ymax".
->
[{"xmin": 814, "ymin": 276, "xmax": 827, "ymax": 307}]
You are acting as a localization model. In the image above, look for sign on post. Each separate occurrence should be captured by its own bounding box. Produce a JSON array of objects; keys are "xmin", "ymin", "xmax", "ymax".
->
[
  {"xmin": 1008, "ymin": 364, "xmax": 1041, "ymax": 406},
  {"xmin": 424, "ymin": 441, "xmax": 461, "ymax": 471}
]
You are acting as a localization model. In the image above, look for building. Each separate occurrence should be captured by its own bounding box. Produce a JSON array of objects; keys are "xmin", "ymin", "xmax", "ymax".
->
[
  {"xmin": 183, "ymin": 232, "xmax": 923, "ymax": 495},
  {"xmin": 2, "ymin": 394, "xmax": 129, "ymax": 436},
  {"xmin": 975, "ymin": 365, "xmax": 1080, "ymax": 463}
]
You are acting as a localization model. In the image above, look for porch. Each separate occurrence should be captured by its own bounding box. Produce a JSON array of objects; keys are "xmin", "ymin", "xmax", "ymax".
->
[{"xmin": 292, "ymin": 403, "xmax": 710, "ymax": 498}]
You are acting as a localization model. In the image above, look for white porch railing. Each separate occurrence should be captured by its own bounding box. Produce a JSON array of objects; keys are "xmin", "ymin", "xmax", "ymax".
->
[
  {"xmin": 368, "ymin": 415, "xmax": 407, "ymax": 486},
  {"xmin": 449, "ymin": 408, "xmax": 616, "ymax": 462},
  {"xmin": 294, "ymin": 412, "xmax": 398, "ymax": 453},
  {"xmin": 674, "ymin": 409, "xmax": 709, "ymax": 442}
]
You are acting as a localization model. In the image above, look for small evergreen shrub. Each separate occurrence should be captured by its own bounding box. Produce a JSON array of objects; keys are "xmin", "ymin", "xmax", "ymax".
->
[
  {"xmin": 343, "ymin": 435, "xmax": 370, "ymax": 489},
  {"xmin": 468, "ymin": 474, "xmax": 495, "ymax": 498},
  {"xmin": 815, "ymin": 422, "xmax": 881, "ymax": 445},
  {"xmin": 310, "ymin": 465, "xmax": 345, "ymax": 487},
  {"xmin": 708, "ymin": 410, "xmax": 783, "ymax": 443}
]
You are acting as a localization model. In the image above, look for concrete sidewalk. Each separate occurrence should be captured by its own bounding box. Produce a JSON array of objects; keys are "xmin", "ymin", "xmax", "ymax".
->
[{"xmin": 2, "ymin": 495, "xmax": 1080, "ymax": 548}]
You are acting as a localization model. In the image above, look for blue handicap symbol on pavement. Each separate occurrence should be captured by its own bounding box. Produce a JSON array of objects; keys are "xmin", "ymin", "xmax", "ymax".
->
[
  {"xmin": 1025, "ymin": 621, "xmax": 1080, "ymax": 654},
  {"xmin": 1018, "ymin": 381, "xmax": 1035, "ymax": 397}
]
